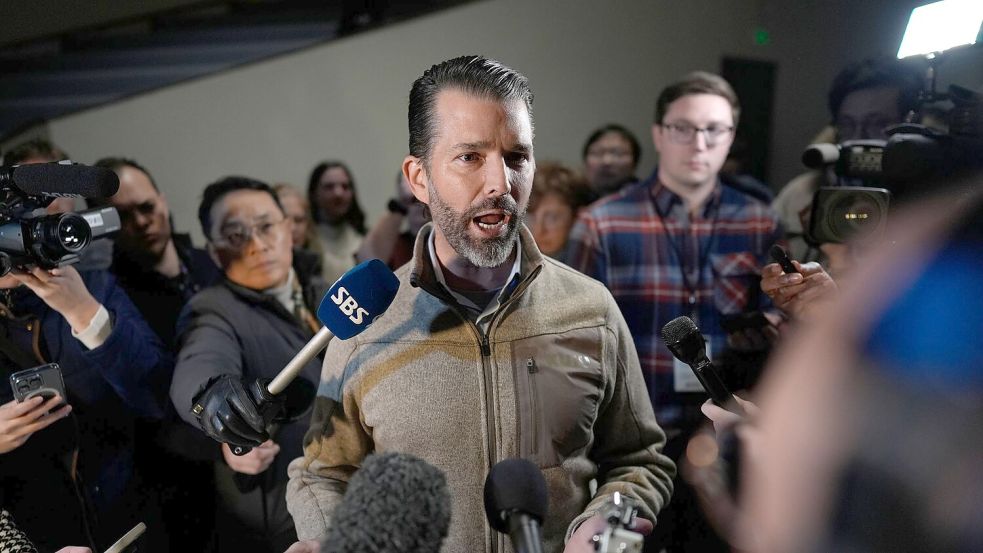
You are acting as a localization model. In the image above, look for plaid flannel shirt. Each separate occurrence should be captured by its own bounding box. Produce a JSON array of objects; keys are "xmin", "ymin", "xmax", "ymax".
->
[{"xmin": 566, "ymin": 172, "xmax": 783, "ymax": 430}]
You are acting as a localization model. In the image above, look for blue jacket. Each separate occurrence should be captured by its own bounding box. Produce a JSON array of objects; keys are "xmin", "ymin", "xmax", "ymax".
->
[{"xmin": 0, "ymin": 269, "xmax": 172, "ymax": 550}]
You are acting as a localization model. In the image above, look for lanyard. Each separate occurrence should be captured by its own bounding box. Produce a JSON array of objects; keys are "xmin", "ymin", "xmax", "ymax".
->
[{"xmin": 651, "ymin": 185, "xmax": 720, "ymax": 318}]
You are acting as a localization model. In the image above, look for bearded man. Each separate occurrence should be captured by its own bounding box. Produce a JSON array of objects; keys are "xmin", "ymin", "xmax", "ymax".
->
[{"xmin": 283, "ymin": 55, "xmax": 674, "ymax": 553}]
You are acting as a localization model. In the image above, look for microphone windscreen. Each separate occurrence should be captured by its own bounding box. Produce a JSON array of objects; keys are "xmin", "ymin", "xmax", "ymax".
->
[
  {"xmin": 323, "ymin": 452, "xmax": 450, "ymax": 553},
  {"xmin": 483, "ymin": 458, "xmax": 548, "ymax": 533},
  {"xmin": 316, "ymin": 259, "xmax": 400, "ymax": 340},
  {"xmin": 661, "ymin": 315, "xmax": 699, "ymax": 347},
  {"xmin": 12, "ymin": 163, "xmax": 120, "ymax": 198}
]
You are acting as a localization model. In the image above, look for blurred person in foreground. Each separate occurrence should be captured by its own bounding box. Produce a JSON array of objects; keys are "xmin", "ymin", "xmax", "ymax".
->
[
  {"xmin": 689, "ymin": 177, "xmax": 983, "ymax": 552},
  {"xmin": 285, "ymin": 54, "xmax": 674, "ymax": 553},
  {"xmin": 526, "ymin": 161, "xmax": 592, "ymax": 261},
  {"xmin": 170, "ymin": 177, "xmax": 322, "ymax": 552}
]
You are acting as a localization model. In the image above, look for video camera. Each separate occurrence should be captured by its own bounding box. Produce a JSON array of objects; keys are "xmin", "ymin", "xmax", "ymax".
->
[
  {"xmin": 0, "ymin": 161, "xmax": 121, "ymax": 276},
  {"xmin": 800, "ymin": 1, "xmax": 983, "ymax": 245}
]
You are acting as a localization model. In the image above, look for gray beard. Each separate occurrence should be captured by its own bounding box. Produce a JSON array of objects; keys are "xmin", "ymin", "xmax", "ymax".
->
[{"xmin": 428, "ymin": 184, "xmax": 523, "ymax": 268}]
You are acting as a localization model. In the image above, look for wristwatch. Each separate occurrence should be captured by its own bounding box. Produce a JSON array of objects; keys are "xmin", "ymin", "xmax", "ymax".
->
[{"xmin": 387, "ymin": 198, "xmax": 408, "ymax": 215}]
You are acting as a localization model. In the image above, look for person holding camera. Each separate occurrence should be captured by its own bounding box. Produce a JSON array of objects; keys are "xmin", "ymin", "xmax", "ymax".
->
[{"xmin": 0, "ymin": 262, "xmax": 171, "ymax": 551}]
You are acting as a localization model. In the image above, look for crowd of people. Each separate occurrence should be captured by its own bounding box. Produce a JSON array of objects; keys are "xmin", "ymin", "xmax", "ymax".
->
[{"xmin": 1, "ymin": 50, "xmax": 976, "ymax": 553}]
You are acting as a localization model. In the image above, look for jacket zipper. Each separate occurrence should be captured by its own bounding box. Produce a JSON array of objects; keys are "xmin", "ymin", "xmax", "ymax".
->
[{"xmin": 526, "ymin": 357, "xmax": 540, "ymax": 456}]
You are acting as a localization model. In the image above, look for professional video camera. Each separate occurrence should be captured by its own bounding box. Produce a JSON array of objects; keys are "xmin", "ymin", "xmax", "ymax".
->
[
  {"xmin": 0, "ymin": 161, "xmax": 121, "ymax": 276},
  {"xmin": 800, "ymin": 1, "xmax": 983, "ymax": 245}
]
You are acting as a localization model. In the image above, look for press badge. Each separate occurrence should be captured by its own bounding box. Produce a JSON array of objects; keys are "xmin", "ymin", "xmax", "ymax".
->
[{"xmin": 673, "ymin": 335, "xmax": 712, "ymax": 393}]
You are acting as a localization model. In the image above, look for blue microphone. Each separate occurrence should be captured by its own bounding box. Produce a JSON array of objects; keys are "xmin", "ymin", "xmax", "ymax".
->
[{"xmin": 232, "ymin": 259, "xmax": 399, "ymax": 455}]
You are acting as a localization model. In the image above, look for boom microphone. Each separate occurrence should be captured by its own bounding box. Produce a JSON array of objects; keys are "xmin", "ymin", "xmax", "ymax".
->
[
  {"xmin": 322, "ymin": 452, "xmax": 451, "ymax": 553},
  {"xmin": 484, "ymin": 458, "xmax": 547, "ymax": 553},
  {"xmin": 0, "ymin": 162, "xmax": 120, "ymax": 198},
  {"xmin": 230, "ymin": 258, "xmax": 400, "ymax": 455}
]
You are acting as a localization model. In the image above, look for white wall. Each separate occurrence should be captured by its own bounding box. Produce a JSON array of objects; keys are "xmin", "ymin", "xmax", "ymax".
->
[{"xmin": 47, "ymin": 0, "xmax": 983, "ymax": 242}]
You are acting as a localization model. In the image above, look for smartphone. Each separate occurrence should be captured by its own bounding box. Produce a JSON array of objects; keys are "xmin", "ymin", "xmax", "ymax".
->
[
  {"xmin": 720, "ymin": 311, "xmax": 770, "ymax": 334},
  {"xmin": 104, "ymin": 522, "xmax": 146, "ymax": 553},
  {"xmin": 9, "ymin": 363, "xmax": 66, "ymax": 403},
  {"xmin": 769, "ymin": 244, "xmax": 799, "ymax": 275}
]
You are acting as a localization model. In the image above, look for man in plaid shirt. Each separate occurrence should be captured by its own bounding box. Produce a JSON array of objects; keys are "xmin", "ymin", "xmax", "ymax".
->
[{"xmin": 566, "ymin": 71, "xmax": 782, "ymax": 551}]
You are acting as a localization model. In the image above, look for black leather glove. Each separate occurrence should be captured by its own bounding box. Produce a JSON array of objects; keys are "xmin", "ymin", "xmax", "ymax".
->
[{"xmin": 191, "ymin": 375, "xmax": 284, "ymax": 448}]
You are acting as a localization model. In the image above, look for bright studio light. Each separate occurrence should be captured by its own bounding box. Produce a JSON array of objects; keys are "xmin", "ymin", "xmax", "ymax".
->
[{"xmin": 897, "ymin": 0, "xmax": 983, "ymax": 58}]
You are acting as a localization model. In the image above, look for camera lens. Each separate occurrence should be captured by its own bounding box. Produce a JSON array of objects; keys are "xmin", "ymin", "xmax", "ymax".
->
[
  {"xmin": 829, "ymin": 192, "xmax": 883, "ymax": 241},
  {"xmin": 54, "ymin": 214, "xmax": 89, "ymax": 252},
  {"xmin": 31, "ymin": 213, "xmax": 91, "ymax": 257}
]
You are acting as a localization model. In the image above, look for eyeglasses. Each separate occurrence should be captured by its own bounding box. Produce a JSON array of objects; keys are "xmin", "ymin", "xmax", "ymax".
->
[
  {"xmin": 214, "ymin": 217, "xmax": 287, "ymax": 250},
  {"xmin": 660, "ymin": 122, "xmax": 734, "ymax": 147}
]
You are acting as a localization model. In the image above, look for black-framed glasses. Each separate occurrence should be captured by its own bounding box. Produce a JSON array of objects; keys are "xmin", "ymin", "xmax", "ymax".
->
[
  {"xmin": 214, "ymin": 217, "xmax": 287, "ymax": 250},
  {"xmin": 660, "ymin": 122, "xmax": 734, "ymax": 147}
]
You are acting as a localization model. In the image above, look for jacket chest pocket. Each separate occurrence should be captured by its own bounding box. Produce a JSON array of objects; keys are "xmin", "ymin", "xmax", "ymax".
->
[
  {"xmin": 511, "ymin": 329, "xmax": 604, "ymax": 467},
  {"xmin": 710, "ymin": 251, "xmax": 762, "ymax": 315}
]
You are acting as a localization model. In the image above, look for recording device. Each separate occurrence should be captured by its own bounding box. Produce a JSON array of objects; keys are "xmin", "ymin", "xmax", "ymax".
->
[
  {"xmin": 808, "ymin": 186, "xmax": 891, "ymax": 244},
  {"xmin": 484, "ymin": 458, "xmax": 547, "ymax": 553},
  {"xmin": 10, "ymin": 363, "xmax": 66, "ymax": 403},
  {"xmin": 103, "ymin": 522, "xmax": 146, "ymax": 553},
  {"xmin": 0, "ymin": 161, "xmax": 121, "ymax": 275},
  {"xmin": 661, "ymin": 316, "xmax": 743, "ymax": 414},
  {"xmin": 800, "ymin": 3, "xmax": 982, "ymax": 246},
  {"xmin": 591, "ymin": 492, "xmax": 643, "ymax": 553},
  {"xmin": 769, "ymin": 244, "xmax": 799, "ymax": 274},
  {"xmin": 322, "ymin": 452, "xmax": 450, "ymax": 553},
  {"xmin": 196, "ymin": 259, "xmax": 400, "ymax": 455}
]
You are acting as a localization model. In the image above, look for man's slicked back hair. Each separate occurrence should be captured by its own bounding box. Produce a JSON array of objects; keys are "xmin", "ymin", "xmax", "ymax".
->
[{"xmin": 408, "ymin": 55, "xmax": 534, "ymax": 166}]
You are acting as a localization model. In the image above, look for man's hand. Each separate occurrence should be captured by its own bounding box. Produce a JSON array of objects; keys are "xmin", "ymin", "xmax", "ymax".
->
[
  {"xmin": 725, "ymin": 312, "xmax": 784, "ymax": 351},
  {"xmin": 222, "ymin": 440, "xmax": 279, "ymax": 475},
  {"xmin": 193, "ymin": 375, "xmax": 280, "ymax": 448},
  {"xmin": 0, "ymin": 396, "xmax": 72, "ymax": 454},
  {"xmin": 10, "ymin": 266, "xmax": 101, "ymax": 333},
  {"xmin": 761, "ymin": 260, "xmax": 837, "ymax": 321},
  {"xmin": 563, "ymin": 513, "xmax": 653, "ymax": 553},
  {"xmin": 284, "ymin": 540, "xmax": 321, "ymax": 553}
]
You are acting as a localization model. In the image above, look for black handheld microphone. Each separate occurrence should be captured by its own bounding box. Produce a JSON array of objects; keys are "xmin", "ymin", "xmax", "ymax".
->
[
  {"xmin": 322, "ymin": 452, "xmax": 451, "ymax": 553},
  {"xmin": 484, "ymin": 458, "xmax": 547, "ymax": 553},
  {"xmin": 661, "ymin": 316, "xmax": 743, "ymax": 414},
  {"xmin": 0, "ymin": 162, "xmax": 120, "ymax": 198}
]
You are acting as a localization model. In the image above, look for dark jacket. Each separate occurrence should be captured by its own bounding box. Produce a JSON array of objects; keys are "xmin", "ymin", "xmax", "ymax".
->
[
  {"xmin": 111, "ymin": 233, "xmax": 221, "ymax": 348},
  {"xmin": 0, "ymin": 270, "xmax": 172, "ymax": 551},
  {"xmin": 169, "ymin": 258, "xmax": 323, "ymax": 543}
]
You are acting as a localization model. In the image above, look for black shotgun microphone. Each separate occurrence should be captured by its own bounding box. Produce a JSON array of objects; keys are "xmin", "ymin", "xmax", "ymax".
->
[
  {"xmin": 661, "ymin": 316, "xmax": 743, "ymax": 414},
  {"xmin": 322, "ymin": 452, "xmax": 451, "ymax": 553},
  {"xmin": 0, "ymin": 162, "xmax": 120, "ymax": 198},
  {"xmin": 484, "ymin": 458, "xmax": 547, "ymax": 553}
]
